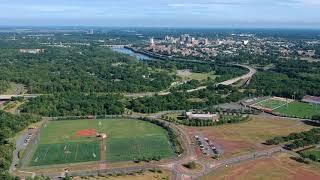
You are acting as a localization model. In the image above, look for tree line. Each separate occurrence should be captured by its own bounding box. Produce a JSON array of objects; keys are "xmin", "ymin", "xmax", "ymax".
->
[
  {"xmin": 20, "ymin": 93, "xmax": 125, "ymax": 117},
  {"xmin": 181, "ymin": 115, "xmax": 249, "ymax": 126},
  {"xmin": 0, "ymin": 111, "xmax": 41, "ymax": 179},
  {"xmin": 266, "ymin": 128, "xmax": 320, "ymax": 150},
  {"xmin": 248, "ymin": 60, "xmax": 320, "ymax": 99},
  {"xmin": 129, "ymin": 85, "xmax": 247, "ymax": 113}
]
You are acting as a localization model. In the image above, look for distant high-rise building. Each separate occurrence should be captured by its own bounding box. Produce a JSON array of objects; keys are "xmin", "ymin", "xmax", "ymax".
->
[
  {"xmin": 243, "ymin": 40, "xmax": 249, "ymax": 45},
  {"xmin": 150, "ymin": 37, "xmax": 155, "ymax": 46},
  {"xmin": 180, "ymin": 34, "xmax": 190, "ymax": 43},
  {"xmin": 88, "ymin": 29, "xmax": 94, "ymax": 35}
]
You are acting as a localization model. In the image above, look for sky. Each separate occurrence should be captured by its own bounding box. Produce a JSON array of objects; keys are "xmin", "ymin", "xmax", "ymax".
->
[{"xmin": 1, "ymin": 0, "xmax": 320, "ymax": 28}]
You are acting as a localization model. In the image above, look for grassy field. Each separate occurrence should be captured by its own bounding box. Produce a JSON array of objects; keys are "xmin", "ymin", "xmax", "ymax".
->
[
  {"xmin": 72, "ymin": 170, "xmax": 171, "ymax": 180},
  {"xmin": 30, "ymin": 141, "xmax": 100, "ymax": 166},
  {"xmin": 30, "ymin": 119, "xmax": 175, "ymax": 166},
  {"xmin": 107, "ymin": 135, "xmax": 175, "ymax": 162},
  {"xmin": 186, "ymin": 116, "xmax": 313, "ymax": 158},
  {"xmin": 254, "ymin": 98, "xmax": 288, "ymax": 110},
  {"xmin": 177, "ymin": 70, "xmax": 217, "ymax": 81},
  {"xmin": 274, "ymin": 101, "xmax": 320, "ymax": 119},
  {"xmin": 2, "ymin": 82, "xmax": 25, "ymax": 95},
  {"xmin": 201, "ymin": 153, "xmax": 320, "ymax": 180}
]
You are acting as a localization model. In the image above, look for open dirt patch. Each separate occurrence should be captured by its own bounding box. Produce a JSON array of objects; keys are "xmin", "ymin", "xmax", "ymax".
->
[
  {"xmin": 75, "ymin": 129, "xmax": 97, "ymax": 137},
  {"xmin": 184, "ymin": 116, "xmax": 313, "ymax": 158},
  {"xmin": 202, "ymin": 153, "xmax": 320, "ymax": 180}
]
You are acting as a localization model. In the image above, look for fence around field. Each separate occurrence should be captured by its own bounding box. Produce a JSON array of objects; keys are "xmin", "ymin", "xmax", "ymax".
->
[
  {"xmin": 19, "ymin": 120, "xmax": 48, "ymax": 168},
  {"xmin": 47, "ymin": 114, "xmax": 145, "ymax": 121},
  {"xmin": 63, "ymin": 165, "xmax": 160, "ymax": 179},
  {"xmin": 18, "ymin": 115, "xmax": 184, "ymax": 168}
]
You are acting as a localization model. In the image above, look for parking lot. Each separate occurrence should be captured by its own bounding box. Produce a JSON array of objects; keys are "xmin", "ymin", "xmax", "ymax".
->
[{"xmin": 194, "ymin": 134, "xmax": 223, "ymax": 157}]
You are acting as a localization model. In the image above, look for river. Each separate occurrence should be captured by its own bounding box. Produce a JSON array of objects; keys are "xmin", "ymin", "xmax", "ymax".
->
[{"xmin": 111, "ymin": 47, "xmax": 151, "ymax": 61}]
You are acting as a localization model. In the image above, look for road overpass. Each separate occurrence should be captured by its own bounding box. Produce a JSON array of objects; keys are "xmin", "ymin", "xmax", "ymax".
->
[
  {"xmin": 217, "ymin": 64, "xmax": 257, "ymax": 86},
  {"xmin": 100, "ymin": 44, "xmax": 132, "ymax": 48},
  {"xmin": 0, "ymin": 94, "xmax": 39, "ymax": 100}
]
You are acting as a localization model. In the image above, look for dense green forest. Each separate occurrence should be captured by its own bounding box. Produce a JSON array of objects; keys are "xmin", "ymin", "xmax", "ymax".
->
[
  {"xmin": 129, "ymin": 85, "xmax": 246, "ymax": 113},
  {"xmin": 20, "ymin": 93, "xmax": 125, "ymax": 116},
  {"xmin": 20, "ymin": 85, "xmax": 246, "ymax": 115},
  {"xmin": 249, "ymin": 60, "xmax": 320, "ymax": 99},
  {"xmin": 0, "ymin": 111, "xmax": 40, "ymax": 179},
  {"xmin": 0, "ymin": 47, "xmax": 174, "ymax": 93},
  {"xmin": 0, "ymin": 80, "xmax": 10, "ymax": 94}
]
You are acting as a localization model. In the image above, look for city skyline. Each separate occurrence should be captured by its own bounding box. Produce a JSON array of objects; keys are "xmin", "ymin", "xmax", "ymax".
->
[{"xmin": 1, "ymin": 0, "xmax": 320, "ymax": 28}]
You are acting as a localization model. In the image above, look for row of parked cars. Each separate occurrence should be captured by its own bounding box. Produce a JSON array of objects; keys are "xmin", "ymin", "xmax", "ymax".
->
[
  {"xmin": 194, "ymin": 135, "xmax": 219, "ymax": 156},
  {"xmin": 24, "ymin": 133, "xmax": 32, "ymax": 145}
]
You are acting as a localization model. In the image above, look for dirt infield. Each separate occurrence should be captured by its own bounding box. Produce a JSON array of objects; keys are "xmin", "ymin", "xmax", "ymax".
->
[{"xmin": 75, "ymin": 129, "xmax": 97, "ymax": 137}]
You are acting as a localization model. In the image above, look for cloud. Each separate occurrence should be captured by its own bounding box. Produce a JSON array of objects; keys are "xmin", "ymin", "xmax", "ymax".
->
[
  {"xmin": 299, "ymin": 0, "xmax": 320, "ymax": 5},
  {"xmin": 167, "ymin": 0, "xmax": 303, "ymax": 8},
  {"xmin": 168, "ymin": 1, "xmax": 242, "ymax": 7}
]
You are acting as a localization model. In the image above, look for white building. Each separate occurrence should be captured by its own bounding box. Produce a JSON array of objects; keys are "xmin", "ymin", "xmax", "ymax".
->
[
  {"xmin": 186, "ymin": 112, "xmax": 219, "ymax": 121},
  {"xmin": 19, "ymin": 49, "xmax": 45, "ymax": 54}
]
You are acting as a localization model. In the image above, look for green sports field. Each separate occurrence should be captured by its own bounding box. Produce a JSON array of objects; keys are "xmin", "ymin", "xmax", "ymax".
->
[
  {"xmin": 30, "ymin": 119, "xmax": 175, "ymax": 166},
  {"xmin": 273, "ymin": 101, "xmax": 320, "ymax": 119},
  {"xmin": 30, "ymin": 141, "xmax": 100, "ymax": 166},
  {"xmin": 254, "ymin": 98, "xmax": 288, "ymax": 110}
]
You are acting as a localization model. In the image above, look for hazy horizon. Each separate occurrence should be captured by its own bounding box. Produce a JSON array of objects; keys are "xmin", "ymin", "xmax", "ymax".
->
[{"xmin": 1, "ymin": 0, "xmax": 320, "ymax": 28}]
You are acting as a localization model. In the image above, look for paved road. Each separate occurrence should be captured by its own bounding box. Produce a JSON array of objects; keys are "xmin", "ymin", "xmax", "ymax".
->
[
  {"xmin": 1, "ymin": 64, "xmax": 256, "ymax": 101},
  {"xmin": 9, "ymin": 130, "xmax": 29, "ymax": 172},
  {"xmin": 0, "ymin": 94, "xmax": 40, "ymax": 100},
  {"xmin": 14, "ymin": 114, "xmax": 287, "ymax": 180},
  {"xmin": 123, "ymin": 64, "xmax": 256, "ymax": 98},
  {"xmin": 217, "ymin": 64, "xmax": 257, "ymax": 86}
]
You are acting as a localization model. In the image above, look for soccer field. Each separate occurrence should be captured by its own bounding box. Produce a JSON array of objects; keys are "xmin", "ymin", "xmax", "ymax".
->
[
  {"xmin": 30, "ymin": 141, "xmax": 100, "ymax": 166},
  {"xmin": 30, "ymin": 119, "xmax": 175, "ymax": 166},
  {"xmin": 273, "ymin": 101, "xmax": 320, "ymax": 119}
]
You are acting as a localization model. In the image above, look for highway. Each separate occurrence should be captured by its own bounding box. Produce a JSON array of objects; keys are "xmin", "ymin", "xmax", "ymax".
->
[
  {"xmin": 217, "ymin": 64, "xmax": 257, "ymax": 86},
  {"xmin": 1, "ymin": 64, "xmax": 256, "ymax": 100},
  {"xmin": 123, "ymin": 64, "xmax": 257, "ymax": 98}
]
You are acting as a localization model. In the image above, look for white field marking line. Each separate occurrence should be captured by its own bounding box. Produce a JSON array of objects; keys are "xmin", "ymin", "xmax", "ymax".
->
[
  {"xmin": 42, "ymin": 146, "xmax": 51, "ymax": 161},
  {"xmin": 252, "ymin": 98, "xmax": 272, "ymax": 106},
  {"xmin": 75, "ymin": 143, "xmax": 79, "ymax": 161},
  {"xmin": 64, "ymin": 144, "xmax": 69, "ymax": 161},
  {"xmin": 271, "ymin": 100, "xmax": 294, "ymax": 111}
]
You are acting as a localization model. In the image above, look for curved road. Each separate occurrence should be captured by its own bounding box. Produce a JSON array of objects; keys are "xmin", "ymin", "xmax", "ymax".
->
[
  {"xmin": 217, "ymin": 64, "xmax": 256, "ymax": 86},
  {"xmin": 1, "ymin": 64, "xmax": 256, "ymax": 100},
  {"xmin": 123, "ymin": 64, "xmax": 257, "ymax": 98},
  {"xmin": 8, "ymin": 64, "xmax": 259, "ymax": 179},
  {"xmin": 13, "ymin": 114, "xmax": 286, "ymax": 180}
]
